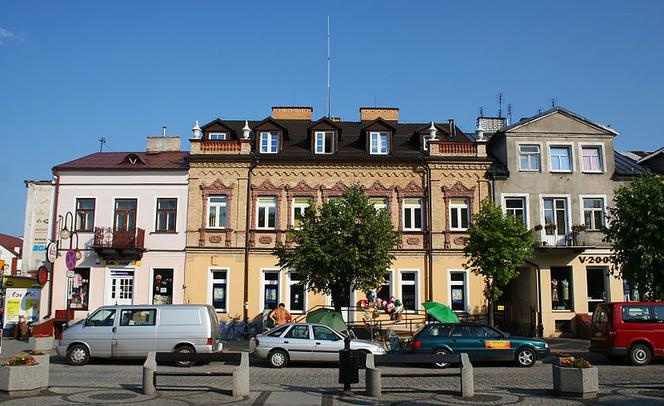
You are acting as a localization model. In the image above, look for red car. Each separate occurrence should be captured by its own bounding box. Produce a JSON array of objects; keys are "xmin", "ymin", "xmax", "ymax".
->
[{"xmin": 590, "ymin": 302, "xmax": 664, "ymax": 366}]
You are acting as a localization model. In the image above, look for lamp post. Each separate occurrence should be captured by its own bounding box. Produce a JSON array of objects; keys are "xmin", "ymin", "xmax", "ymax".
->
[{"xmin": 54, "ymin": 212, "xmax": 79, "ymax": 326}]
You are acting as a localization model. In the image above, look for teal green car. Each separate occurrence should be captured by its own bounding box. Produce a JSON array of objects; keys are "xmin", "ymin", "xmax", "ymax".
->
[{"xmin": 409, "ymin": 323, "xmax": 550, "ymax": 367}]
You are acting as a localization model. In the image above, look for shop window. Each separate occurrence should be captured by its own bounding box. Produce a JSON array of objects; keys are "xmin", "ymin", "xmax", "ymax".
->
[
  {"xmin": 263, "ymin": 271, "xmax": 280, "ymax": 311},
  {"xmin": 67, "ymin": 268, "xmax": 90, "ymax": 311},
  {"xmin": 449, "ymin": 271, "xmax": 468, "ymax": 312},
  {"xmin": 288, "ymin": 272, "xmax": 305, "ymax": 312},
  {"xmin": 210, "ymin": 270, "xmax": 227, "ymax": 312},
  {"xmin": 152, "ymin": 269, "xmax": 173, "ymax": 305},
  {"xmin": 551, "ymin": 266, "xmax": 573, "ymax": 311}
]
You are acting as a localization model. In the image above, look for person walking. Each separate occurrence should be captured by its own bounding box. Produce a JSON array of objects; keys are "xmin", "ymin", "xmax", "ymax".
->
[{"xmin": 269, "ymin": 303, "xmax": 292, "ymax": 326}]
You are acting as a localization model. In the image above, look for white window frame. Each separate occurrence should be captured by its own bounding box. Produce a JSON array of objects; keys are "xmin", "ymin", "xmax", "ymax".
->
[
  {"xmin": 256, "ymin": 196, "xmax": 277, "ymax": 230},
  {"xmin": 291, "ymin": 197, "xmax": 311, "ymax": 229},
  {"xmin": 449, "ymin": 198, "xmax": 470, "ymax": 231},
  {"xmin": 207, "ymin": 195, "xmax": 228, "ymax": 229},
  {"xmin": 259, "ymin": 131, "xmax": 280, "ymax": 154},
  {"xmin": 398, "ymin": 269, "xmax": 419, "ymax": 313},
  {"xmin": 579, "ymin": 195, "xmax": 607, "ymax": 231},
  {"xmin": 369, "ymin": 131, "xmax": 389, "ymax": 155},
  {"xmin": 402, "ymin": 198, "xmax": 423, "ymax": 231},
  {"xmin": 517, "ymin": 144, "xmax": 542, "ymax": 172},
  {"xmin": 314, "ymin": 131, "xmax": 334, "ymax": 154},
  {"xmin": 547, "ymin": 143, "xmax": 574, "ymax": 173},
  {"xmin": 376, "ymin": 269, "xmax": 394, "ymax": 300},
  {"xmin": 447, "ymin": 269, "xmax": 470, "ymax": 313},
  {"xmin": 286, "ymin": 270, "xmax": 306, "ymax": 313},
  {"xmin": 579, "ymin": 143, "xmax": 605, "ymax": 174},
  {"xmin": 208, "ymin": 132, "xmax": 227, "ymax": 140},
  {"xmin": 260, "ymin": 269, "xmax": 281, "ymax": 313},
  {"xmin": 501, "ymin": 193, "xmax": 530, "ymax": 228},
  {"xmin": 207, "ymin": 268, "xmax": 229, "ymax": 313},
  {"xmin": 369, "ymin": 197, "xmax": 388, "ymax": 212}
]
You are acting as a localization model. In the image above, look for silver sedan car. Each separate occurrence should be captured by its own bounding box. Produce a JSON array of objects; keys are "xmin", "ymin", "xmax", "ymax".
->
[{"xmin": 253, "ymin": 323, "xmax": 387, "ymax": 368}]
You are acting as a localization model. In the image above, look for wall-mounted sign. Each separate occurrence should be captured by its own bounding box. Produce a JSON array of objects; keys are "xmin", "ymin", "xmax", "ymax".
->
[
  {"xmin": 46, "ymin": 242, "xmax": 58, "ymax": 264},
  {"xmin": 579, "ymin": 255, "xmax": 614, "ymax": 264},
  {"xmin": 37, "ymin": 266, "xmax": 49, "ymax": 286},
  {"xmin": 3, "ymin": 288, "xmax": 41, "ymax": 326},
  {"xmin": 65, "ymin": 249, "xmax": 77, "ymax": 270}
]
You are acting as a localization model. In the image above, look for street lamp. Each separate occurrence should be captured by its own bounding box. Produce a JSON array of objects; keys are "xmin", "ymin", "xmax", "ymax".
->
[{"xmin": 54, "ymin": 211, "xmax": 79, "ymax": 326}]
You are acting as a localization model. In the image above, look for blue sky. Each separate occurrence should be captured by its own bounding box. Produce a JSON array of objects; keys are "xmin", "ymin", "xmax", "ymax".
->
[{"xmin": 1, "ymin": 1, "xmax": 663, "ymax": 236}]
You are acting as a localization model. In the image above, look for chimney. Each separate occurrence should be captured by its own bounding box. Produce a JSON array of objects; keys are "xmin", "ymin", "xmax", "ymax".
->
[
  {"xmin": 448, "ymin": 119, "xmax": 457, "ymax": 137},
  {"xmin": 147, "ymin": 136, "xmax": 181, "ymax": 153},
  {"xmin": 271, "ymin": 106, "xmax": 313, "ymax": 120},
  {"xmin": 360, "ymin": 107, "xmax": 398, "ymax": 121},
  {"xmin": 476, "ymin": 116, "xmax": 507, "ymax": 134}
]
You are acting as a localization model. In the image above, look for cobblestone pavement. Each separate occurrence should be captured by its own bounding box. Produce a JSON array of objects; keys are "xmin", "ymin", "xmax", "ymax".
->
[{"xmin": 1, "ymin": 338, "xmax": 663, "ymax": 405}]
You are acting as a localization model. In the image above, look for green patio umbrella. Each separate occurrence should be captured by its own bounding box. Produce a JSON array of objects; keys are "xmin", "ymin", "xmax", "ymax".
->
[
  {"xmin": 306, "ymin": 308, "xmax": 347, "ymax": 332},
  {"xmin": 422, "ymin": 302, "xmax": 460, "ymax": 323}
]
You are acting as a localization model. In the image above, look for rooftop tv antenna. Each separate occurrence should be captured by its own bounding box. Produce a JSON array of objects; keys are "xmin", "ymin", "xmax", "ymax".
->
[
  {"xmin": 507, "ymin": 104, "xmax": 513, "ymax": 125},
  {"xmin": 98, "ymin": 137, "xmax": 107, "ymax": 152},
  {"xmin": 479, "ymin": 106, "xmax": 484, "ymax": 116},
  {"xmin": 497, "ymin": 92, "xmax": 504, "ymax": 117},
  {"xmin": 326, "ymin": 16, "xmax": 331, "ymax": 118},
  {"xmin": 551, "ymin": 98, "xmax": 556, "ymax": 108}
]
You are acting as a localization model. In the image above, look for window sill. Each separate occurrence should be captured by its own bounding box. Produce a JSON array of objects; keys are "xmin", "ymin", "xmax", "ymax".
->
[
  {"xmin": 449, "ymin": 229, "xmax": 469, "ymax": 233},
  {"xmin": 214, "ymin": 310, "xmax": 227, "ymax": 314},
  {"xmin": 549, "ymin": 170, "xmax": 573, "ymax": 174},
  {"xmin": 151, "ymin": 231, "xmax": 177, "ymax": 235},
  {"xmin": 206, "ymin": 227, "xmax": 230, "ymax": 231},
  {"xmin": 581, "ymin": 170, "xmax": 604, "ymax": 174},
  {"xmin": 552, "ymin": 309, "xmax": 574, "ymax": 313},
  {"xmin": 518, "ymin": 169, "xmax": 541, "ymax": 173}
]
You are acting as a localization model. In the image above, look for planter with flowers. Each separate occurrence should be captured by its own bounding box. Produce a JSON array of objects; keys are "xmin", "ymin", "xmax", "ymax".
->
[
  {"xmin": 0, "ymin": 354, "xmax": 49, "ymax": 395},
  {"xmin": 553, "ymin": 356, "xmax": 598, "ymax": 398},
  {"xmin": 25, "ymin": 350, "xmax": 50, "ymax": 367}
]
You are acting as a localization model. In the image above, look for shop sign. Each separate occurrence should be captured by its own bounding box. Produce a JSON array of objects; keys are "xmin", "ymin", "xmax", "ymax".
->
[
  {"xmin": 3, "ymin": 288, "xmax": 40, "ymax": 326},
  {"xmin": 579, "ymin": 255, "xmax": 614, "ymax": 264}
]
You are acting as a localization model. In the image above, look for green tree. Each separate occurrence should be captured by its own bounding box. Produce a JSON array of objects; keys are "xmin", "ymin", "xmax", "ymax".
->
[
  {"xmin": 274, "ymin": 184, "xmax": 400, "ymax": 313},
  {"xmin": 603, "ymin": 173, "xmax": 664, "ymax": 300},
  {"xmin": 463, "ymin": 201, "xmax": 534, "ymax": 326}
]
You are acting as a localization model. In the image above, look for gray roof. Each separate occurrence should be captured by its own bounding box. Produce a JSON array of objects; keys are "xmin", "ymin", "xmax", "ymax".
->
[{"xmin": 615, "ymin": 150, "xmax": 650, "ymax": 178}]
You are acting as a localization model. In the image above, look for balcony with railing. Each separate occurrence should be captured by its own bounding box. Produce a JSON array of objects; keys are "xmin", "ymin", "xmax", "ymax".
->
[
  {"xmin": 92, "ymin": 227, "xmax": 146, "ymax": 260},
  {"xmin": 189, "ymin": 140, "xmax": 252, "ymax": 155},
  {"xmin": 534, "ymin": 227, "xmax": 596, "ymax": 250},
  {"xmin": 428, "ymin": 141, "xmax": 487, "ymax": 158}
]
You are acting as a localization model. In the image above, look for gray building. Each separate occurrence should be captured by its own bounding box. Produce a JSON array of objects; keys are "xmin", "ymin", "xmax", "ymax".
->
[{"xmin": 485, "ymin": 107, "xmax": 647, "ymax": 337}]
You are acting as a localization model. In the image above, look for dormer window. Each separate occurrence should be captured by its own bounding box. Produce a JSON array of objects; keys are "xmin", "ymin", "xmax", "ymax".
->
[
  {"xmin": 370, "ymin": 131, "xmax": 389, "ymax": 155},
  {"xmin": 121, "ymin": 153, "xmax": 145, "ymax": 165},
  {"xmin": 209, "ymin": 132, "xmax": 227, "ymax": 140},
  {"xmin": 315, "ymin": 131, "xmax": 334, "ymax": 154},
  {"xmin": 259, "ymin": 131, "xmax": 280, "ymax": 154}
]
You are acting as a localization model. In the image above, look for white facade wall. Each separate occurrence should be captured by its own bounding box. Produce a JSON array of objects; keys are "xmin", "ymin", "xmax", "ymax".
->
[{"xmin": 45, "ymin": 169, "xmax": 188, "ymax": 319}]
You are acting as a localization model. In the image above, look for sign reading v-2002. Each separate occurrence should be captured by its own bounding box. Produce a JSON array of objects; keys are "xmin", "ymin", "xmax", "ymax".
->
[{"xmin": 579, "ymin": 256, "xmax": 614, "ymax": 264}]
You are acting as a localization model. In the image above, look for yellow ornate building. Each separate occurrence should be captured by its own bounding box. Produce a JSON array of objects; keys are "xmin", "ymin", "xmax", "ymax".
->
[{"xmin": 184, "ymin": 106, "xmax": 491, "ymax": 326}]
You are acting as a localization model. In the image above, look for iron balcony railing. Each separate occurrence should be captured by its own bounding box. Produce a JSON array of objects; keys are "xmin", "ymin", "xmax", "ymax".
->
[{"xmin": 92, "ymin": 227, "xmax": 145, "ymax": 250}]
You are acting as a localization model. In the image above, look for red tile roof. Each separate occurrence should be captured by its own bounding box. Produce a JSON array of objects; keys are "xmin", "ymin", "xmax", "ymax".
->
[
  {"xmin": 0, "ymin": 233, "xmax": 22, "ymax": 258},
  {"xmin": 53, "ymin": 151, "xmax": 188, "ymax": 171}
]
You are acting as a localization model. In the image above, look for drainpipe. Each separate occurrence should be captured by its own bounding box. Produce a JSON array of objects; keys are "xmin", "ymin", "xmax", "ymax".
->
[
  {"xmin": 46, "ymin": 172, "xmax": 60, "ymax": 318},
  {"xmin": 525, "ymin": 259, "xmax": 544, "ymax": 338},
  {"xmin": 416, "ymin": 161, "xmax": 433, "ymax": 303},
  {"xmin": 243, "ymin": 154, "xmax": 258, "ymax": 325}
]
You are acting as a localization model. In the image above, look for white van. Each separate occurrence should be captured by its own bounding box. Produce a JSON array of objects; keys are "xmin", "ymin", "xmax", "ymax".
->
[{"xmin": 56, "ymin": 305, "xmax": 222, "ymax": 366}]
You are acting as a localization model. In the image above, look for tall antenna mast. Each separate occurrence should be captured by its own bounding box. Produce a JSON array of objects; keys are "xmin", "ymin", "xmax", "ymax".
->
[
  {"xmin": 99, "ymin": 137, "xmax": 107, "ymax": 152},
  {"xmin": 507, "ymin": 104, "xmax": 513, "ymax": 125},
  {"xmin": 497, "ymin": 92, "xmax": 504, "ymax": 117},
  {"xmin": 326, "ymin": 16, "xmax": 331, "ymax": 118}
]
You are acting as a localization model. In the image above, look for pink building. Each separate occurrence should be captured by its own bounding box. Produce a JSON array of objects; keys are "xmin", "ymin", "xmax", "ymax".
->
[{"xmin": 44, "ymin": 136, "xmax": 188, "ymax": 320}]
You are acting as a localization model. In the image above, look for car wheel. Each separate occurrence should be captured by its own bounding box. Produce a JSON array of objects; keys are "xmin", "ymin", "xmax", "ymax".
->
[
  {"xmin": 516, "ymin": 347, "xmax": 536, "ymax": 367},
  {"xmin": 433, "ymin": 348, "xmax": 451, "ymax": 368},
  {"xmin": 67, "ymin": 344, "xmax": 90, "ymax": 366},
  {"xmin": 268, "ymin": 349, "xmax": 289, "ymax": 368},
  {"xmin": 629, "ymin": 344, "xmax": 652, "ymax": 366},
  {"xmin": 174, "ymin": 345, "xmax": 196, "ymax": 367}
]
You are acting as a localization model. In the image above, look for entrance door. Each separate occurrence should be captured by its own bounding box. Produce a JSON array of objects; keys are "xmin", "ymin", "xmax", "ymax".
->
[
  {"xmin": 587, "ymin": 267, "xmax": 609, "ymax": 313},
  {"xmin": 107, "ymin": 270, "xmax": 134, "ymax": 305}
]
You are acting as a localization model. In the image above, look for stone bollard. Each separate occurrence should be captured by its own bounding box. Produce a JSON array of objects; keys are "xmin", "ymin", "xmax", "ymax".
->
[
  {"xmin": 232, "ymin": 352, "xmax": 250, "ymax": 397},
  {"xmin": 142, "ymin": 352, "xmax": 156, "ymax": 395},
  {"xmin": 460, "ymin": 353, "xmax": 474, "ymax": 398},
  {"xmin": 365, "ymin": 353, "xmax": 382, "ymax": 397},
  {"xmin": 29, "ymin": 336, "xmax": 54, "ymax": 352}
]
